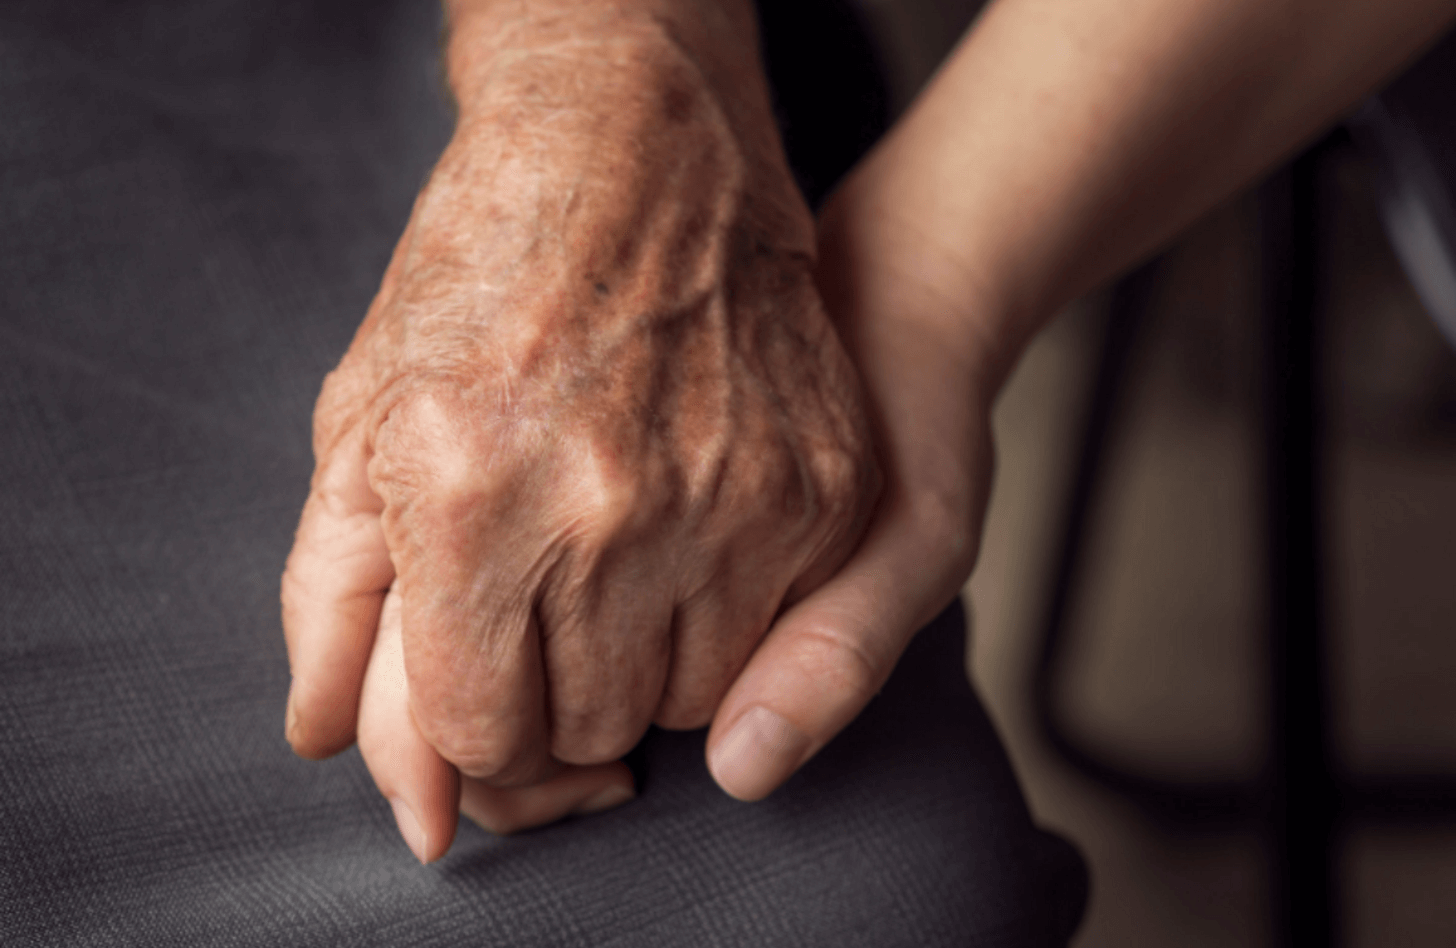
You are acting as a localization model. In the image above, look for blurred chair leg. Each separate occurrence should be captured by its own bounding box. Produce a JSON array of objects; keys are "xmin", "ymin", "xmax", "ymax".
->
[
  {"xmin": 1031, "ymin": 264, "xmax": 1152, "ymax": 766},
  {"xmin": 1034, "ymin": 126, "xmax": 1456, "ymax": 948},
  {"xmin": 1261, "ymin": 141, "xmax": 1341, "ymax": 948},
  {"xmin": 1032, "ymin": 261, "xmax": 1261, "ymax": 827}
]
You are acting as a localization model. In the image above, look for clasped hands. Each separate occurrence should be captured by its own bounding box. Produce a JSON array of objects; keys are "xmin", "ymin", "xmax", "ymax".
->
[{"xmin": 281, "ymin": 11, "xmax": 995, "ymax": 864}]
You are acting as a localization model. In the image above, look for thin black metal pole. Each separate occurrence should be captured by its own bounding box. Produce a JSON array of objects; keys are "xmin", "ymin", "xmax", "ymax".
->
[
  {"xmin": 1032, "ymin": 268, "xmax": 1153, "ymax": 730},
  {"xmin": 1262, "ymin": 146, "xmax": 1340, "ymax": 948},
  {"xmin": 1030, "ymin": 264, "xmax": 1261, "ymax": 828}
]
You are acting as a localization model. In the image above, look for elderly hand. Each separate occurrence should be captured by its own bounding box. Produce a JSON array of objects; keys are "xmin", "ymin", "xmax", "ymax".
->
[
  {"xmin": 280, "ymin": 8, "xmax": 878, "ymax": 834},
  {"xmin": 354, "ymin": 584, "xmax": 637, "ymax": 863}
]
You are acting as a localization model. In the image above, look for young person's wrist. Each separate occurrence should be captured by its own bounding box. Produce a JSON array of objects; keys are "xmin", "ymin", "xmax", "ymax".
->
[{"xmin": 816, "ymin": 164, "xmax": 1037, "ymax": 408}]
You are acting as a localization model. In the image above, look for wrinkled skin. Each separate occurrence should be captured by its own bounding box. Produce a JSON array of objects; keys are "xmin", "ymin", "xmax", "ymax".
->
[{"xmin": 281, "ymin": 28, "xmax": 879, "ymax": 788}]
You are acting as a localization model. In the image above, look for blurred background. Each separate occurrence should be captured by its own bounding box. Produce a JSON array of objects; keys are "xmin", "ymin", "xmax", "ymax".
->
[{"xmin": 852, "ymin": 0, "xmax": 1456, "ymax": 945}]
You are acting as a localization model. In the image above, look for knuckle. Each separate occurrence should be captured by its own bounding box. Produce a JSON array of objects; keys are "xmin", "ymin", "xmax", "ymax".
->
[
  {"xmin": 441, "ymin": 739, "xmax": 517, "ymax": 781},
  {"xmin": 786, "ymin": 623, "xmax": 886, "ymax": 707},
  {"xmin": 310, "ymin": 365, "xmax": 360, "ymax": 452},
  {"xmin": 379, "ymin": 388, "xmax": 477, "ymax": 484},
  {"xmin": 905, "ymin": 482, "xmax": 982, "ymax": 577},
  {"xmin": 654, "ymin": 691, "xmax": 716, "ymax": 731},
  {"xmin": 815, "ymin": 452, "xmax": 868, "ymax": 520},
  {"xmin": 731, "ymin": 447, "xmax": 809, "ymax": 526},
  {"xmin": 552, "ymin": 443, "xmax": 648, "ymax": 544},
  {"xmin": 415, "ymin": 715, "xmax": 520, "ymax": 780},
  {"xmin": 550, "ymin": 707, "xmax": 643, "ymax": 765},
  {"xmin": 775, "ymin": 424, "xmax": 876, "ymax": 533},
  {"xmin": 784, "ymin": 440, "xmax": 878, "ymax": 570},
  {"xmin": 655, "ymin": 644, "xmax": 739, "ymax": 731},
  {"xmin": 812, "ymin": 440, "xmax": 860, "ymax": 495},
  {"xmin": 815, "ymin": 423, "xmax": 878, "ymax": 502},
  {"xmin": 370, "ymin": 388, "xmax": 503, "ymax": 536},
  {"xmin": 547, "ymin": 722, "xmax": 634, "ymax": 768}
]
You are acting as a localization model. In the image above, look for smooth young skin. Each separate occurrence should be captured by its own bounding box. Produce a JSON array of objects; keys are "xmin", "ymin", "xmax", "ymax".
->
[
  {"xmin": 283, "ymin": 0, "xmax": 1456, "ymax": 861},
  {"xmin": 707, "ymin": 0, "xmax": 1456, "ymax": 801}
]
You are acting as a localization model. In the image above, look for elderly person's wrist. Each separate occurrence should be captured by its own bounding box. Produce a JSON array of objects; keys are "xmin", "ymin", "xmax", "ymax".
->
[
  {"xmin": 441, "ymin": 0, "xmax": 811, "ymax": 247},
  {"xmin": 445, "ymin": 2, "xmax": 758, "ymax": 81}
]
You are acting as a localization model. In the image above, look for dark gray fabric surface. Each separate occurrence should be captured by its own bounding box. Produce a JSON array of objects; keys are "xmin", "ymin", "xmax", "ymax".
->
[{"xmin": 0, "ymin": 1, "xmax": 1087, "ymax": 944}]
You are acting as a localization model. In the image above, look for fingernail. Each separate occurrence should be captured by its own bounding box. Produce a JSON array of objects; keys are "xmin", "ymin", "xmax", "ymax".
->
[
  {"xmin": 573, "ymin": 784, "xmax": 635, "ymax": 816},
  {"xmin": 708, "ymin": 706, "xmax": 813, "ymax": 802},
  {"xmin": 389, "ymin": 797, "xmax": 430, "ymax": 864}
]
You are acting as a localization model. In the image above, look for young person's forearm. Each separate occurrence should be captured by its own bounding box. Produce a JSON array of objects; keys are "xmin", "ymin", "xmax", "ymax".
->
[{"xmin": 828, "ymin": 0, "xmax": 1456, "ymax": 390}]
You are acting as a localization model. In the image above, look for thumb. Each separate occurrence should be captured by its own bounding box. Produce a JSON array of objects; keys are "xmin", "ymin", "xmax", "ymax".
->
[
  {"xmin": 705, "ymin": 487, "xmax": 982, "ymax": 802},
  {"xmin": 281, "ymin": 424, "xmax": 394, "ymax": 758}
]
